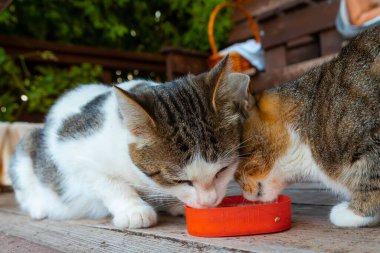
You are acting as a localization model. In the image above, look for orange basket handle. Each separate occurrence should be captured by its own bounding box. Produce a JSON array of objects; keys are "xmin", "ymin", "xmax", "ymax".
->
[{"xmin": 208, "ymin": 2, "xmax": 261, "ymax": 56}]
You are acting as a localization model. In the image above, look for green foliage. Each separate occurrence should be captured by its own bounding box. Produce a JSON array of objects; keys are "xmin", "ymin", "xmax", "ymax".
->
[
  {"xmin": 0, "ymin": 0, "xmax": 232, "ymax": 52},
  {"xmin": 0, "ymin": 48, "xmax": 102, "ymax": 122},
  {"xmin": 0, "ymin": 47, "xmax": 22, "ymax": 121},
  {"xmin": 0, "ymin": 0, "xmax": 232, "ymax": 121},
  {"xmin": 168, "ymin": 0, "xmax": 232, "ymax": 52}
]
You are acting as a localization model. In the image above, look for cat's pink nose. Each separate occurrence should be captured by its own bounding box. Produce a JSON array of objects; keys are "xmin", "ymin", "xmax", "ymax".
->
[{"xmin": 198, "ymin": 192, "xmax": 218, "ymax": 207}]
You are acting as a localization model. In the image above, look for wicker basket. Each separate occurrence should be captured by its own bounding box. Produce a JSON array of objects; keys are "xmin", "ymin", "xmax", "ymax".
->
[{"xmin": 208, "ymin": 2, "xmax": 261, "ymax": 72}]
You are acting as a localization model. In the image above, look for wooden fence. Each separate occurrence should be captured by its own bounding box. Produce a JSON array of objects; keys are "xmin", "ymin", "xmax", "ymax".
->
[{"xmin": 0, "ymin": 35, "xmax": 209, "ymax": 84}]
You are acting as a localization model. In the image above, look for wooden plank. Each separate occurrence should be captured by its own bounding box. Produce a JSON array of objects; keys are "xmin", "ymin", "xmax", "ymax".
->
[
  {"xmin": 319, "ymin": 28, "xmax": 344, "ymax": 56},
  {"xmin": 251, "ymin": 54, "xmax": 336, "ymax": 92},
  {"xmin": 226, "ymin": 181, "xmax": 338, "ymax": 206},
  {"xmin": 0, "ymin": 35, "xmax": 167, "ymax": 74},
  {"xmin": 286, "ymin": 40, "xmax": 320, "ymax": 65},
  {"xmin": 101, "ymin": 69, "xmax": 113, "ymax": 84},
  {"xmin": 1, "ymin": 181, "xmax": 335, "ymax": 207},
  {"xmin": 1, "ymin": 192, "xmax": 379, "ymax": 253},
  {"xmin": 161, "ymin": 48, "xmax": 208, "ymax": 81},
  {"xmin": 0, "ymin": 0, "xmax": 12, "ymax": 12},
  {"xmin": 286, "ymin": 35, "xmax": 315, "ymax": 48},
  {"xmin": 0, "ymin": 192, "xmax": 16, "ymax": 208},
  {"xmin": 0, "ymin": 185, "xmax": 13, "ymax": 193},
  {"xmin": 265, "ymin": 45, "xmax": 287, "ymax": 71},
  {"xmin": 0, "ymin": 36, "xmax": 165, "ymax": 63},
  {"xmin": 261, "ymin": 1, "xmax": 338, "ymax": 48},
  {"xmin": 164, "ymin": 53, "xmax": 208, "ymax": 76},
  {"xmin": 17, "ymin": 111, "xmax": 45, "ymax": 123},
  {"xmin": 0, "ymin": 208, "xmax": 289, "ymax": 253},
  {"xmin": 283, "ymin": 188, "xmax": 338, "ymax": 206},
  {"xmin": 0, "ymin": 232, "xmax": 63, "ymax": 253},
  {"xmin": 228, "ymin": 1, "xmax": 339, "ymax": 48},
  {"xmin": 232, "ymin": 0, "xmax": 306, "ymax": 23},
  {"xmin": 4, "ymin": 48, "xmax": 167, "ymax": 73}
]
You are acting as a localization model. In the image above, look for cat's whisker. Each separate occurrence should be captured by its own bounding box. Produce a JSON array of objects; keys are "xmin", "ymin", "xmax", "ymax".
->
[
  {"xmin": 220, "ymin": 137, "xmax": 255, "ymax": 160},
  {"xmin": 153, "ymin": 202, "xmax": 183, "ymax": 209},
  {"xmin": 139, "ymin": 195, "xmax": 179, "ymax": 200},
  {"xmin": 237, "ymin": 153, "xmax": 253, "ymax": 159}
]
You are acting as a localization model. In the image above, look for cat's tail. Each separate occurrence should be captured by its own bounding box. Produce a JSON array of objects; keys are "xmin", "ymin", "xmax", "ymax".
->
[{"xmin": 9, "ymin": 129, "xmax": 51, "ymax": 219}]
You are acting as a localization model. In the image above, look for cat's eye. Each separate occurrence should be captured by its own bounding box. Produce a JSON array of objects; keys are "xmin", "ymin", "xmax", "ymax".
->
[
  {"xmin": 216, "ymin": 166, "xmax": 229, "ymax": 178},
  {"xmin": 175, "ymin": 180, "xmax": 193, "ymax": 186}
]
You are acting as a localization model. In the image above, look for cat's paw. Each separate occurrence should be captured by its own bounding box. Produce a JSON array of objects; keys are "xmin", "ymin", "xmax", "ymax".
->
[
  {"xmin": 113, "ymin": 205, "xmax": 157, "ymax": 229},
  {"xmin": 330, "ymin": 202, "xmax": 379, "ymax": 227},
  {"xmin": 29, "ymin": 208, "xmax": 47, "ymax": 220},
  {"xmin": 166, "ymin": 205, "xmax": 185, "ymax": 216}
]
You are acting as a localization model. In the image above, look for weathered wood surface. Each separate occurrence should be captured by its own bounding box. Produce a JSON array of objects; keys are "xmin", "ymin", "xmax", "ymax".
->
[
  {"xmin": 250, "ymin": 54, "xmax": 336, "ymax": 93},
  {"xmin": 232, "ymin": 0, "xmax": 305, "ymax": 23},
  {"xmin": 1, "ymin": 183, "xmax": 379, "ymax": 253},
  {"xmin": 0, "ymin": 35, "xmax": 166, "ymax": 73},
  {"xmin": 0, "ymin": 35, "xmax": 210, "ymax": 85},
  {"xmin": 229, "ymin": 1, "xmax": 339, "ymax": 48},
  {"xmin": 161, "ymin": 47, "xmax": 209, "ymax": 81},
  {"xmin": 0, "ymin": 232, "xmax": 62, "ymax": 253},
  {"xmin": 228, "ymin": 0, "xmax": 342, "ymax": 69}
]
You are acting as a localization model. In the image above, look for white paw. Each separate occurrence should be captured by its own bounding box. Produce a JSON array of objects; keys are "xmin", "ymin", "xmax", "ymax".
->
[
  {"xmin": 166, "ymin": 205, "xmax": 185, "ymax": 216},
  {"xmin": 29, "ymin": 208, "xmax": 47, "ymax": 220},
  {"xmin": 113, "ymin": 205, "xmax": 157, "ymax": 229},
  {"xmin": 330, "ymin": 202, "xmax": 380, "ymax": 227}
]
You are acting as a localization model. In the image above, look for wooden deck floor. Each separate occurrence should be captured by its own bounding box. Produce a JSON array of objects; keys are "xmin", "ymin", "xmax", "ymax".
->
[{"xmin": 0, "ymin": 184, "xmax": 379, "ymax": 253}]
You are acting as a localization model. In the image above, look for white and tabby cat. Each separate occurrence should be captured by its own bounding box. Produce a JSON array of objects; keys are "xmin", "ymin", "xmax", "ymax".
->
[{"xmin": 10, "ymin": 56, "xmax": 251, "ymax": 228}]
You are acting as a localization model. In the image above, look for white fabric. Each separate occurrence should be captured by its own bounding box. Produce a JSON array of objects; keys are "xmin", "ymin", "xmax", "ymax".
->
[
  {"xmin": 336, "ymin": 0, "xmax": 380, "ymax": 38},
  {"xmin": 219, "ymin": 39, "xmax": 265, "ymax": 71}
]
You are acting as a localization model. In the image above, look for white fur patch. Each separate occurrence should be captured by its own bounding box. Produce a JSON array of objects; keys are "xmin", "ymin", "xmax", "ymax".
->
[
  {"xmin": 330, "ymin": 202, "xmax": 380, "ymax": 227},
  {"xmin": 12, "ymin": 83, "xmax": 159, "ymax": 226},
  {"xmin": 272, "ymin": 128, "xmax": 351, "ymax": 197},
  {"xmin": 172, "ymin": 153, "xmax": 238, "ymax": 208},
  {"xmin": 112, "ymin": 204, "xmax": 157, "ymax": 228},
  {"xmin": 246, "ymin": 128, "xmax": 351, "ymax": 203}
]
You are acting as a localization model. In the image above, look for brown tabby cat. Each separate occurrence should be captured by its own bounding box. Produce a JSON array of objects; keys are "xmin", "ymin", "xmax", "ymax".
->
[{"xmin": 235, "ymin": 25, "xmax": 380, "ymax": 227}]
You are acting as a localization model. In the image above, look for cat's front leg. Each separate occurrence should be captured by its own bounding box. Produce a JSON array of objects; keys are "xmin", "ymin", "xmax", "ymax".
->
[
  {"xmin": 330, "ymin": 190, "xmax": 380, "ymax": 227},
  {"xmin": 112, "ymin": 204, "xmax": 157, "ymax": 229},
  {"xmin": 94, "ymin": 178, "xmax": 157, "ymax": 229}
]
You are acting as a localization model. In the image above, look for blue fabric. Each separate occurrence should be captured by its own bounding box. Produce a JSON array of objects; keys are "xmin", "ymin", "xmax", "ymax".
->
[
  {"xmin": 219, "ymin": 39, "xmax": 265, "ymax": 71},
  {"xmin": 336, "ymin": 0, "xmax": 380, "ymax": 38}
]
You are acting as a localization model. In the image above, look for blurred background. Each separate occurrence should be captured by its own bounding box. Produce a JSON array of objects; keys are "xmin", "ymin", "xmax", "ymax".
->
[
  {"xmin": 1, "ymin": 0, "xmax": 380, "ymax": 123},
  {"xmin": 0, "ymin": 0, "xmax": 233, "ymax": 122}
]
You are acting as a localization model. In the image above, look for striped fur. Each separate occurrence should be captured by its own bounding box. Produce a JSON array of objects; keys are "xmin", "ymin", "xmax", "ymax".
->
[{"xmin": 236, "ymin": 25, "xmax": 380, "ymax": 227}]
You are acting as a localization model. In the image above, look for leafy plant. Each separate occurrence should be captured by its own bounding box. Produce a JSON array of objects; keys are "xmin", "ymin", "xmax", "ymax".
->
[
  {"xmin": 0, "ymin": 48, "xmax": 102, "ymax": 121},
  {"xmin": 0, "ymin": 0, "xmax": 232, "ymax": 52},
  {"xmin": 167, "ymin": 0, "xmax": 232, "ymax": 52},
  {"xmin": 0, "ymin": 0, "xmax": 233, "ymax": 121}
]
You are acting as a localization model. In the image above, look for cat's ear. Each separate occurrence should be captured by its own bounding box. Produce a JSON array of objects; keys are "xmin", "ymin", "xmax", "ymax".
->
[
  {"xmin": 226, "ymin": 73, "xmax": 253, "ymax": 112},
  {"xmin": 208, "ymin": 55, "xmax": 230, "ymax": 112},
  {"xmin": 208, "ymin": 55, "xmax": 252, "ymax": 113},
  {"xmin": 113, "ymin": 85, "xmax": 156, "ymax": 136}
]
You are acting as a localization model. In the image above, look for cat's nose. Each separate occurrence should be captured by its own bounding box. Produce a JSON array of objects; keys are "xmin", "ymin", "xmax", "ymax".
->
[
  {"xmin": 199, "ymin": 198, "xmax": 216, "ymax": 207},
  {"xmin": 198, "ymin": 190, "xmax": 218, "ymax": 207}
]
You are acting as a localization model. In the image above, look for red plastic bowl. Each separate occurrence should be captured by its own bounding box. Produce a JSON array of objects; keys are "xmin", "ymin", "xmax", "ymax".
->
[{"xmin": 185, "ymin": 195, "xmax": 291, "ymax": 237}]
